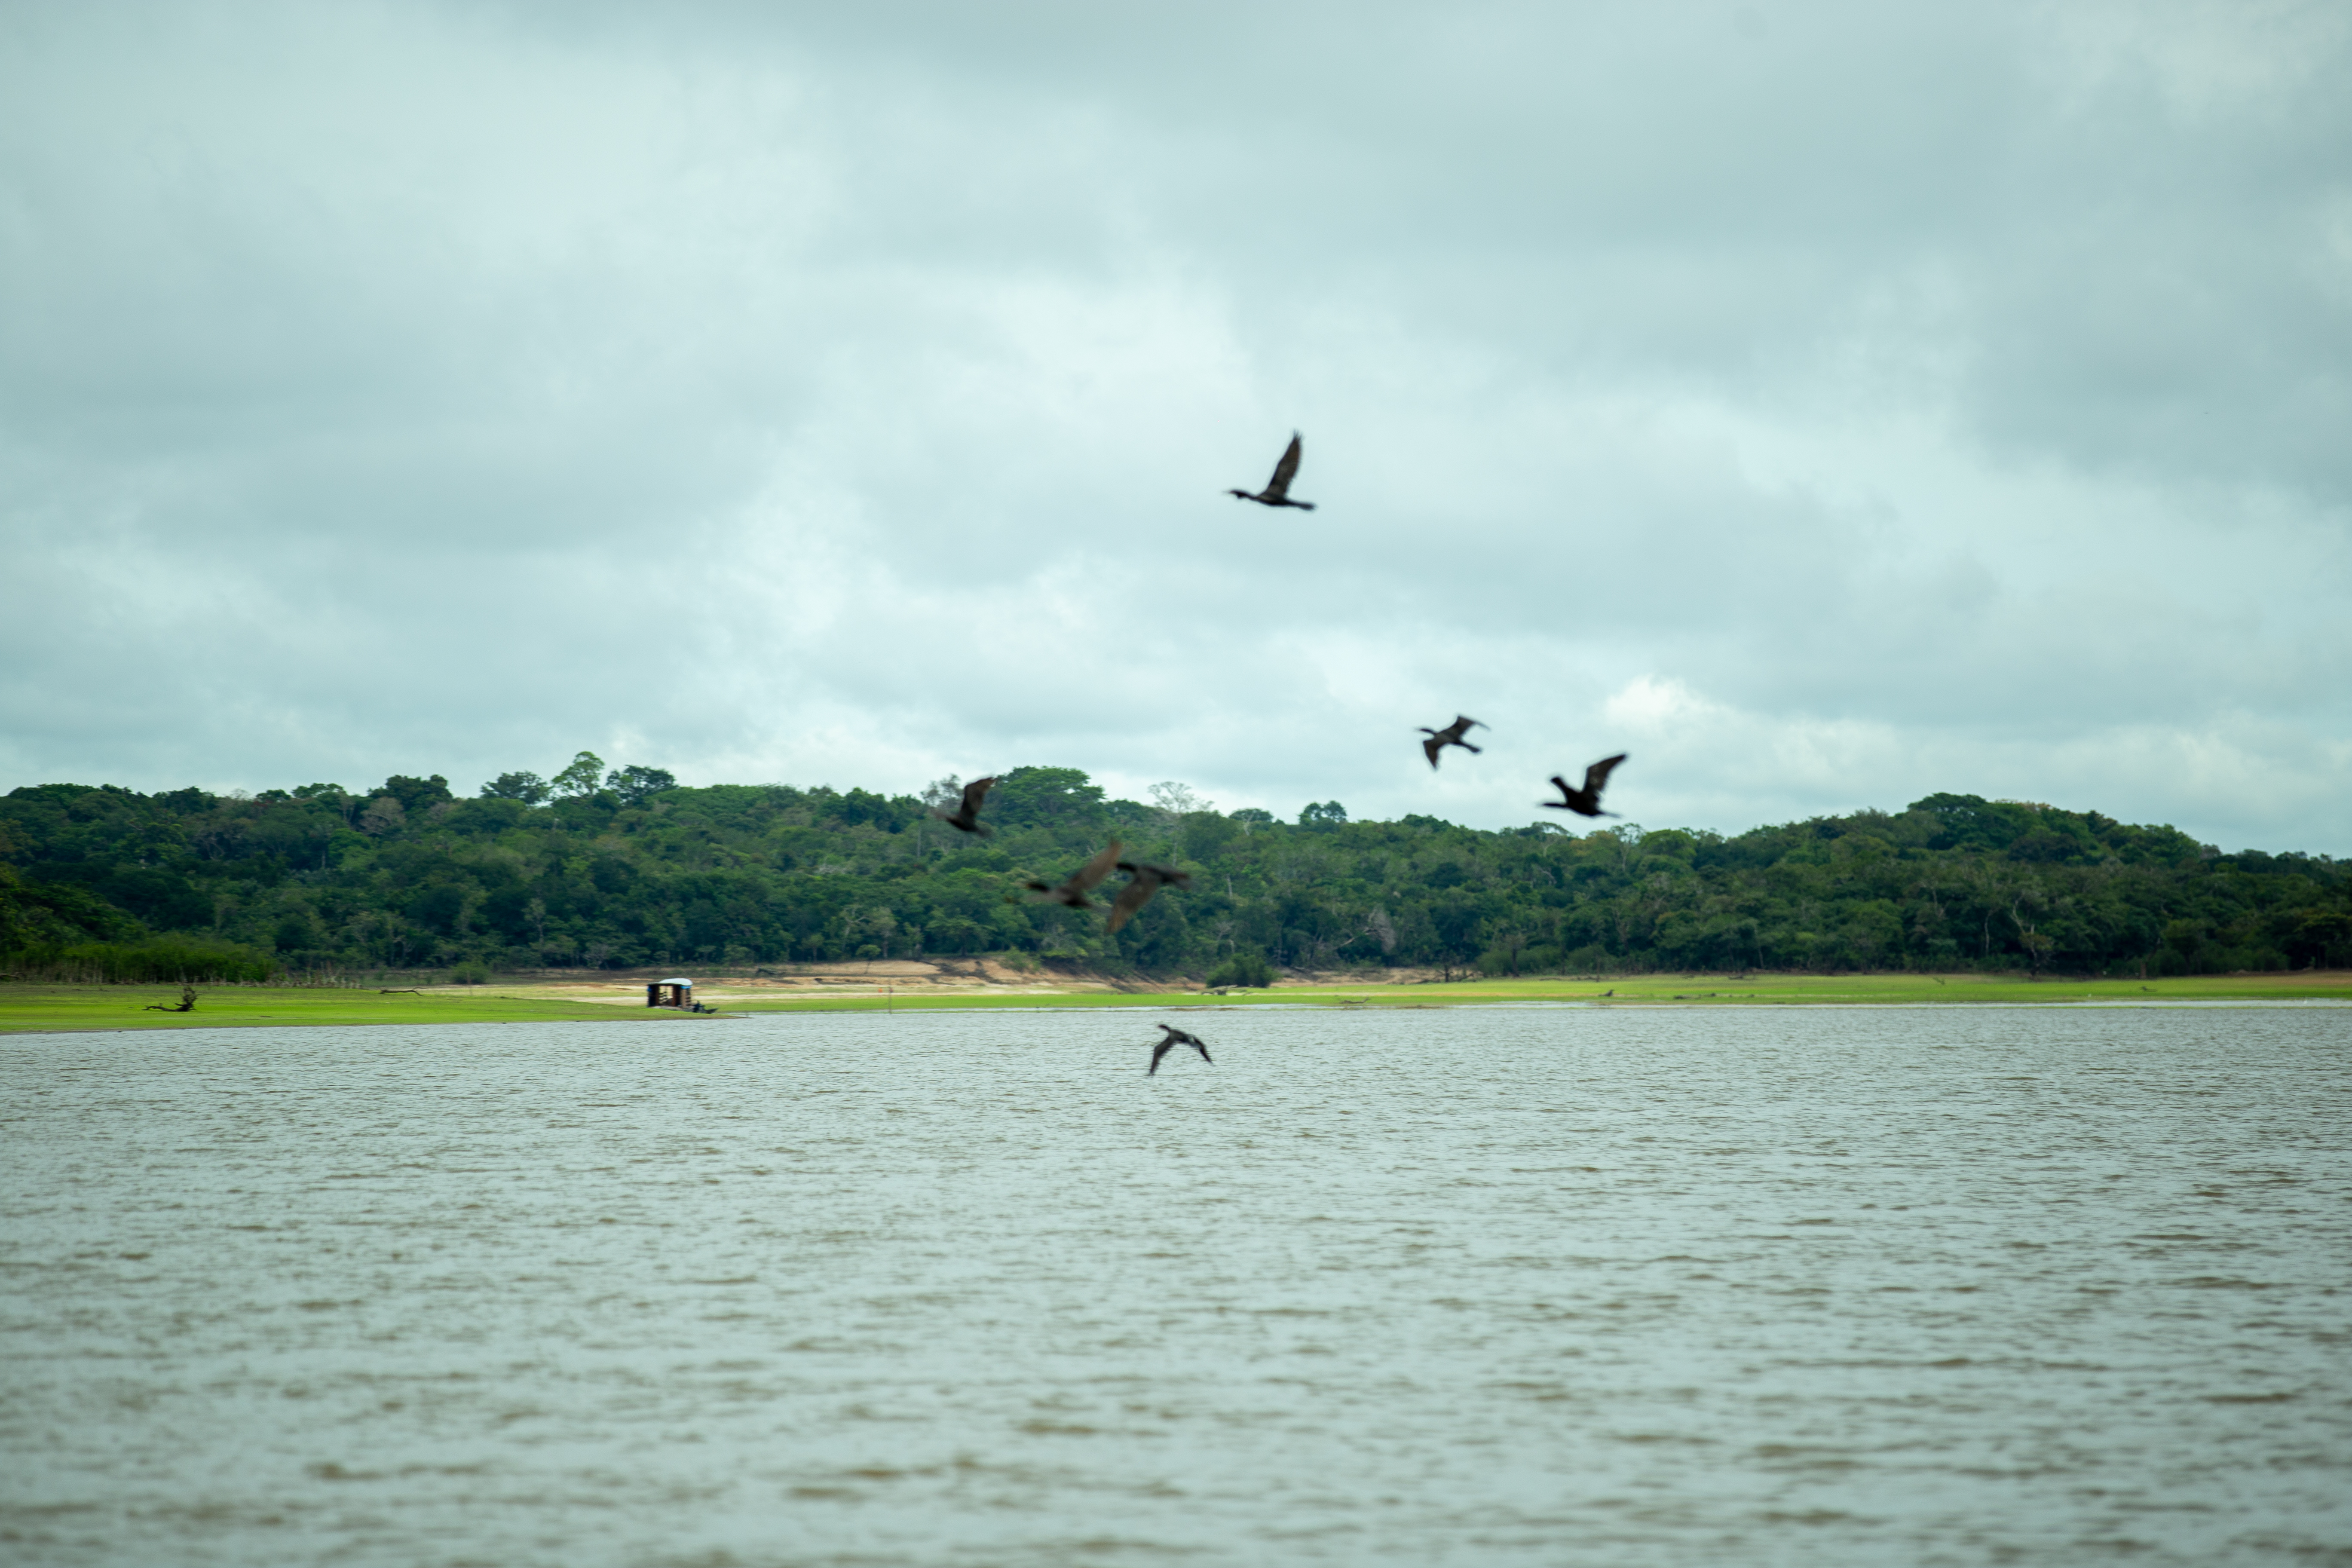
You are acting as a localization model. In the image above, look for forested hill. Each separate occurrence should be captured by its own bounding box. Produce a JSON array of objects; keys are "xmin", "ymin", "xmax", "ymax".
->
[{"xmin": 3, "ymin": 763, "xmax": 2348, "ymax": 980}]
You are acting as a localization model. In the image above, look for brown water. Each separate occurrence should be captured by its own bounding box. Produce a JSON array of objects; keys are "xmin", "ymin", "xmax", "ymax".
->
[{"xmin": 3, "ymin": 1005, "xmax": 2349, "ymax": 1565}]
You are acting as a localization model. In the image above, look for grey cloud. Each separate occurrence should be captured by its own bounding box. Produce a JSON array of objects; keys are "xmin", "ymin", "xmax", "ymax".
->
[{"xmin": 1, "ymin": 1, "xmax": 2346, "ymax": 853}]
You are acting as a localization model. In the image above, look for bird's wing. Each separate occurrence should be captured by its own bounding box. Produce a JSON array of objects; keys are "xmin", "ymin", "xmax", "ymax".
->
[
  {"xmin": 1264, "ymin": 434, "xmax": 1302, "ymax": 500},
  {"xmin": 1446, "ymin": 716, "xmax": 1476, "ymax": 741},
  {"xmin": 1581, "ymin": 753, "xmax": 1629, "ymax": 796},
  {"xmin": 1423, "ymin": 734, "xmax": 1443, "ymax": 767},
  {"xmin": 1192, "ymin": 1039, "xmax": 1212, "ymax": 1063},
  {"xmin": 1106, "ymin": 870, "xmax": 1161, "ymax": 933},
  {"xmin": 960, "ymin": 776, "xmax": 997, "ymax": 815},
  {"xmin": 1148, "ymin": 1038, "xmax": 1175, "ymax": 1074},
  {"xmin": 1066, "ymin": 839, "xmax": 1124, "ymax": 894}
]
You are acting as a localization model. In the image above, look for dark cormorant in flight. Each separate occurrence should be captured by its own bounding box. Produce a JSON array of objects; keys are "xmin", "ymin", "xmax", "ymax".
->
[
  {"xmin": 1107, "ymin": 861, "xmax": 1192, "ymax": 933},
  {"xmin": 1019, "ymin": 840, "xmax": 1124, "ymax": 909},
  {"xmin": 1148, "ymin": 1023, "xmax": 1213, "ymax": 1075},
  {"xmin": 932, "ymin": 775, "xmax": 999, "ymax": 836},
  {"xmin": 1540, "ymin": 754, "xmax": 1628, "ymax": 817},
  {"xmin": 1419, "ymin": 715, "xmax": 1485, "ymax": 769},
  {"xmin": 1228, "ymin": 433, "xmax": 1316, "ymax": 510}
]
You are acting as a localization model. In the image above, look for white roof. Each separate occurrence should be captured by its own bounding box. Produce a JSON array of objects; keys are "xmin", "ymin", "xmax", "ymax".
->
[{"xmin": 657, "ymin": 977, "xmax": 693, "ymax": 985}]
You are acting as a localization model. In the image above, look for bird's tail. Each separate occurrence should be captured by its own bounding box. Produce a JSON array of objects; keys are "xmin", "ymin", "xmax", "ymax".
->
[{"xmin": 1463, "ymin": 741, "xmax": 1483, "ymax": 754}]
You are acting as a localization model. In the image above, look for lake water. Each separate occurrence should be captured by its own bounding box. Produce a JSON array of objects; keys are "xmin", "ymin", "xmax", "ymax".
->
[{"xmin": 3, "ymin": 1005, "xmax": 2349, "ymax": 1566}]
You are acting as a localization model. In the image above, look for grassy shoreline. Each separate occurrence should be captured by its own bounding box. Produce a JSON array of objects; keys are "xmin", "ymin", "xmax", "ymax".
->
[
  {"xmin": 0, "ymin": 985, "xmax": 645, "ymax": 1035},
  {"xmin": 4, "ymin": 970, "xmax": 2348, "ymax": 1034}
]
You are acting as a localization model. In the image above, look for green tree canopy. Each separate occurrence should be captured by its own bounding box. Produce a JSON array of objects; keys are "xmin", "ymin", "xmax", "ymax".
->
[
  {"xmin": 481, "ymin": 771, "xmax": 551, "ymax": 804},
  {"xmin": 5, "ymin": 769, "xmax": 2343, "ymax": 980},
  {"xmin": 552, "ymin": 751, "xmax": 606, "ymax": 799},
  {"xmin": 605, "ymin": 765, "xmax": 677, "ymax": 807},
  {"xmin": 376, "ymin": 774, "xmax": 453, "ymax": 814}
]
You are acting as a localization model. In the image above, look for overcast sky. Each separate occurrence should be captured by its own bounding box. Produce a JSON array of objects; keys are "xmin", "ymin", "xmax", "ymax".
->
[{"xmin": 3, "ymin": 1, "xmax": 2347, "ymax": 850}]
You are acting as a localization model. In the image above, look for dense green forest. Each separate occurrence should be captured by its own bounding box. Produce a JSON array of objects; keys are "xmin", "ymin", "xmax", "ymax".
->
[{"xmin": 4, "ymin": 753, "xmax": 2348, "ymax": 981}]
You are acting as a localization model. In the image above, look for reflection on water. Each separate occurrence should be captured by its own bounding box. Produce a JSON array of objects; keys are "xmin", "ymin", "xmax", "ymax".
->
[{"xmin": 3, "ymin": 1007, "xmax": 2348, "ymax": 1565}]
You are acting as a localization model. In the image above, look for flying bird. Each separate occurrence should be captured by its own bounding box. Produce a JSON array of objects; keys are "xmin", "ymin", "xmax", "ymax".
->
[
  {"xmin": 1148, "ymin": 1023, "xmax": 1213, "ymax": 1075},
  {"xmin": 1419, "ymin": 715, "xmax": 1485, "ymax": 769},
  {"xmin": 932, "ymin": 775, "xmax": 999, "ymax": 836},
  {"xmin": 1020, "ymin": 840, "xmax": 1125, "ymax": 909},
  {"xmin": 1228, "ymin": 433, "xmax": 1316, "ymax": 510},
  {"xmin": 1540, "ymin": 754, "xmax": 1628, "ymax": 818},
  {"xmin": 1107, "ymin": 861, "xmax": 1193, "ymax": 933}
]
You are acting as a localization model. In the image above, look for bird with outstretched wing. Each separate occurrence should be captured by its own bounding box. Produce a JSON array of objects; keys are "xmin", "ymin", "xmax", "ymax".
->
[
  {"xmin": 1228, "ymin": 433, "xmax": 1316, "ymax": 510},
  {"xmin": 932, "ymin": 775, "xmax": 998, "ymax": 835},
  {"xmin": 1019, "ymin": 840, "xmax": 1125, "ymax": 909},
  {"xmin": 1540, "ymin": 754, "xmax": 1628, "ymax": 818},
  {"xmin": 1107, "ymin": 861, "xmax": 1193, "ymax": 933},
  {"xmin": 1148, "ymin": 1023, "xmax": 1213, "ymax": 1075},
  {"xmin": 1419, "ymin": 715, "xmax": 1485, "ymax": 769}
]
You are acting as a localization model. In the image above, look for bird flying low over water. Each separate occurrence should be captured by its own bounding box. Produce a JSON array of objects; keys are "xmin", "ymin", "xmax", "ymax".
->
[
  {"xmin": 1228, "ymin": 433, "xmax": 1316, "ymax": 510},
  {"xmin": 1020, "ymin": 840, "xmax": 1124, "ymax": 909},
  {"xmin": 1107, "ymin": 861, "xmax": 1192, "ymax": 933},
  {"xmin": 933, "ymin": 775, "xmax": 998, "ymax": 835},
  {"xmin": 1419, "ymin": 715, "xmax": 1485, "ymax": 769},
  {"xmin": 1148, "ymin": 1023, "xmax": 1213, "ymax": 1075},
  {"xmin": 1540, "ymin": 754, "xmax": 1628, "ymax": 818}
]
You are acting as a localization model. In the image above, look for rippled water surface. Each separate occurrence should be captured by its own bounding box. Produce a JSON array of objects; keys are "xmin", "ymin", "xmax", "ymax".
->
[{"xmin": 4, "ymin": 1005, "xmax": 2350, "ymax": 1566}]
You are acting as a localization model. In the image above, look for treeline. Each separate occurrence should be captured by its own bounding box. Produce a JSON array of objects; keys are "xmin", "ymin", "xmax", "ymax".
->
[{"xmin": 4, "ymin": 756, "xmax": 2349, "ymax": 981}]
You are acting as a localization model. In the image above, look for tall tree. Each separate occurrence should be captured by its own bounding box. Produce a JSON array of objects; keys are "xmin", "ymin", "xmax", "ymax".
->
[
  {"xmin": 552, "ymin": 751, "xmax": 606, "ymax": 800},
  {"xmin": 605, "ymin": 766, "xmax": 677, "ymax": 807},
  {"xmin": 481, "ymin": 771, "xmax": 551, "ymax": 804}
]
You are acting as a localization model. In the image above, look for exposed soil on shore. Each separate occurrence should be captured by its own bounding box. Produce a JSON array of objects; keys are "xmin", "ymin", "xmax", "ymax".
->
[{"xmin": 465, "ymin": 960, "xmax": 1464, "ymax": 1005}]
